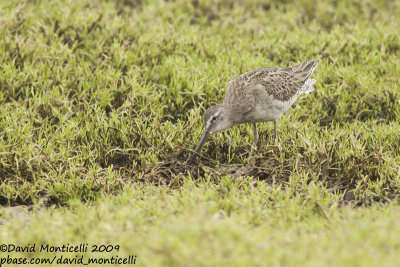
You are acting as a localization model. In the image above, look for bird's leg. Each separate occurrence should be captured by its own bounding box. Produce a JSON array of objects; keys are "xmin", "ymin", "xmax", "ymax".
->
[
  {"xmin": 249, "ymin": 122, "xmax": 259, "ymax": 157},
  {"xmin": 274, "ymin": 121, "xmax": 277, "ymax": 141}
]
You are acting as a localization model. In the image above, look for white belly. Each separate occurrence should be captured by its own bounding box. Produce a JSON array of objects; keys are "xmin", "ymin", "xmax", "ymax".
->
[{"xmin": 249, "ymin": 94, "xmax": 300, "ymax": 122}]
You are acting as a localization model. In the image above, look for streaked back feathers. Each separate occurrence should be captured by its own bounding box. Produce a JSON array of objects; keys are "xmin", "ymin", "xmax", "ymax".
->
[{"xmin": 226, "ymin": 59, "xmax": 318, "ymax": 102}]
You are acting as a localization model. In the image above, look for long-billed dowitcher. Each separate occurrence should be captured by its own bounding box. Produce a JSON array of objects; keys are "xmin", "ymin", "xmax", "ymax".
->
[{"xmin": 190, "ymin": 59, "xmax": 318, "ymax": 161}]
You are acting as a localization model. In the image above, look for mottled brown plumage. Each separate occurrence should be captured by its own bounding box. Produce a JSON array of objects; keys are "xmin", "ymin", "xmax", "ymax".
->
[
  {"xmin": 226, "ymin": 60, "xmax": 318, "ymax": 103},
  {"xmin": 190, "ymin": 59, "xmax": 318, "ymax": 161}
]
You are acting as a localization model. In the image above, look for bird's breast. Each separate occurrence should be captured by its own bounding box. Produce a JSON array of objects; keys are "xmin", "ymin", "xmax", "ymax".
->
[
  {"xmin": 249, "ymin": 104, "xmax": 284, "ymax": 122},
  {"xmin": 244, "ymin": 96, "xmax": 299, "ymax": 122}
]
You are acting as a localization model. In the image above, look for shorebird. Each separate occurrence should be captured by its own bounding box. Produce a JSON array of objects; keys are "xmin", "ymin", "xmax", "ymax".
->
[{"xmin": 190, "ymin": 59, "xmax": 318, "ymax": 161}]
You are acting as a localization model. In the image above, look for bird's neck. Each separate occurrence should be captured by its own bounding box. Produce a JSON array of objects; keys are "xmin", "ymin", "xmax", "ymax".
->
[{"xmin": 221, "ymin": 105, "xmax": 243, "ymax": 126}]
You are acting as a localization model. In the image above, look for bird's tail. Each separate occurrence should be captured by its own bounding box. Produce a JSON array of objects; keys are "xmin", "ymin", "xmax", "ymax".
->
[
  {"xmin": 302, "ymin": 78, "xmax": 316, "ymax": 94},
  {"xmin": 292, "ymin": 59, "xmax": 318, "ymax": 94}
]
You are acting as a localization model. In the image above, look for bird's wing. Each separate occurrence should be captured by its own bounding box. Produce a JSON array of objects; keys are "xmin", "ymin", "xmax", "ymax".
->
[
  {"xmin": 226, "ymin": 60, "xmax": 318, "ymax": 103},
  {"xmin": 265, "ymin": 60, "xmax": 319, "ymax": 101}
]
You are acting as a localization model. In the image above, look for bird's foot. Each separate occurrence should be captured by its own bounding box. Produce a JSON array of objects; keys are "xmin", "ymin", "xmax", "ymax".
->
[{"xmin": 248, "ymin": 144, "xmax": 257, "ymax": 159}]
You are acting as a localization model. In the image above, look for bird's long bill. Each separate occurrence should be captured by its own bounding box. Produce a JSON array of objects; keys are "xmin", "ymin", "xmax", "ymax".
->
[
  {"xmin": 194, "ymin": 131, "xmax": 210, "ymax": 153},
  {"xmin": 189, "ymin": 131, "xmax": 210, "ymax": 161}
]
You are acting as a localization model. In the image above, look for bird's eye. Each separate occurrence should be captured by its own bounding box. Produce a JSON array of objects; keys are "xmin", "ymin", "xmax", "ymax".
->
[{"xmin": 212, "ymin": 116, "xmax": 217, "ymax": 121}]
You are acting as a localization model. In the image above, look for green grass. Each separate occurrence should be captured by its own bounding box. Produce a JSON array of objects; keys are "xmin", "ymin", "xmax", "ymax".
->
[
  {"xmin": 2, "ymin": 182, "xmax": 400, "ymax": 266},
  {"xmin": 0, "ymin": 0, "xmax": 400, "ymax": 265}
]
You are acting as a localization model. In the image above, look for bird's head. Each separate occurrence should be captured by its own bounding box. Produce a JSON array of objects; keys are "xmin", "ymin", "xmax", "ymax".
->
[{"xmin": 192, "ymin": 104, "xmax": 232, "ymax": 155}]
